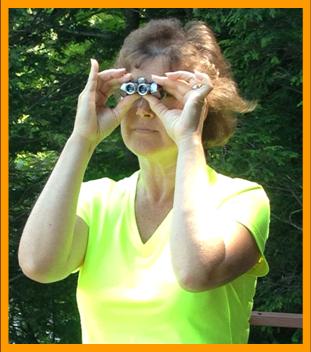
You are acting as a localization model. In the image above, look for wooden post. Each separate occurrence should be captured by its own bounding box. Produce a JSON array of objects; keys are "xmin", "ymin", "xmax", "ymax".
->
[{"xmin": 250, "ymin": 311, "xmax": 302, "ymax": 328}]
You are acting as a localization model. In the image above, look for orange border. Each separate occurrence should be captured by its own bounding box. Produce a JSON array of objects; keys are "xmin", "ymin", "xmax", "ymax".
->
[
  {"xmin": 1, "ymin": 1, "xmax": 310, "ymax": 352},
  {"xmin": 0, "ymin": 0, "xmax": 307, "ymax": 8}
]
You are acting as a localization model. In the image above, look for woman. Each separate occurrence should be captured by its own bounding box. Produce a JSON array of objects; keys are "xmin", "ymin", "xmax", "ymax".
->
[{"xmin": 18, "ymin": 19, "xmax": 270, "ymax": 344}]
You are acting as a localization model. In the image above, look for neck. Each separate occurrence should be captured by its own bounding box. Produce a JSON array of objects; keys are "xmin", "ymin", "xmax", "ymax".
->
[{"xmin": 137, "ymin": 151, "xmax": 177, "ymax": 204}]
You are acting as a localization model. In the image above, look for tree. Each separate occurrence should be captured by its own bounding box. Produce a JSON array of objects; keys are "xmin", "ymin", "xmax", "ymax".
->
[{"xmin": 9, "ymin": 8, "xmax": 302, "ymax": 343}]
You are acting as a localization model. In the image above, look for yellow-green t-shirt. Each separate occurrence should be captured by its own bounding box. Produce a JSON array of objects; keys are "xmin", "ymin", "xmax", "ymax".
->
[{"xmin": 75, "ymin": 165, "xmax": 270, "ymax": 344}]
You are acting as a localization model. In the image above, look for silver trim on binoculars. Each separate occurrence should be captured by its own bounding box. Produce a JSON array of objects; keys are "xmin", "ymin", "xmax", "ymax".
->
[{"xmin": 120, "ymin": 77, "xmax": 164, "ymax": 99}]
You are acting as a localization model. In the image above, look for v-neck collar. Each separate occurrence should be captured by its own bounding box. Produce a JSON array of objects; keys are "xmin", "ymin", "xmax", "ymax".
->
[
  {"xmin": 126, "ymin": 164, "xmax": 217, "ymax": 257},
  {"xmin": 127, "ymin": 171, "xmax": 172, "ymax": 257}
]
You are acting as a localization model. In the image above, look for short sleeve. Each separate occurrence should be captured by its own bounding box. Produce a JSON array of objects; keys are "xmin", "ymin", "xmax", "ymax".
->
[
  {"xmin": 72, "ymin": 178, "xmax": 114, "ymax": 274},
  {"xmin": 76, "ymin": 182, "xmax": 92, "ymax": 226},
  {"xmin": 76, "ymin": 177, "xmax": 115, "ymax": 225},
  {"xmin": 218, "ymin": 186, "xmax": 270, "ymax": 277},
  {"xmin": 70, "ymin": 182, "xmax": 93, "ymax": 274}
]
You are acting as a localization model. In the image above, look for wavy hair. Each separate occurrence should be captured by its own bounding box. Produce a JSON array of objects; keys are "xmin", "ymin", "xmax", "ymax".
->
[{"xmin": 115, "ymin": 18, "xmax": 256, "ymax": 147}]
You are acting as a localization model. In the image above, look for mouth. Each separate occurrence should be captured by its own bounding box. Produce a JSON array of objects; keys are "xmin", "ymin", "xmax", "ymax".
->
[{"xmin": 134, "ymin": 128, "xmax": 158, "ymax": 134}]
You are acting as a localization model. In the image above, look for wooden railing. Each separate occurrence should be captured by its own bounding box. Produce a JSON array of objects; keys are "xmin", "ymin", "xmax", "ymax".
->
[{"xmin": 250, "ymin": 311, "xmax": 302, "ymax": 328}]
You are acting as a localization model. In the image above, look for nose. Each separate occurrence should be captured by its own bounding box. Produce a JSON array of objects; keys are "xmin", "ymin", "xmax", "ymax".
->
[{"xmin": 135, "ymin": 98, "xmax": 155, "ymax": 119}]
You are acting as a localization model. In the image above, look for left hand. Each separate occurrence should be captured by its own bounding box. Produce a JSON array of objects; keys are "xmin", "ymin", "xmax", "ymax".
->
[{"xmin": 143, "ymin": 70, "xmax": 213, "ymax": 145}]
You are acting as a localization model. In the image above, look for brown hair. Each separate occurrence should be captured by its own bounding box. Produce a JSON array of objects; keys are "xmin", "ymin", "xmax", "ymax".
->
[{"xmin": 115, "ymin": 18, "xmax": 256, "ymax": 147}]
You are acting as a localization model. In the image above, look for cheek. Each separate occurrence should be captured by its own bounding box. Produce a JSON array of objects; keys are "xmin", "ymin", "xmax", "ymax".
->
[
  {"xmin": 120, "ymin": 113, "xmax": 130, "ymax": 135},
  {"xmin": 120, "ymin": 106, "xmax": 138, "ymax": 140},
  {"xmin": 121, "ymin": 106, "xmax": 136, "ymax": 126}
]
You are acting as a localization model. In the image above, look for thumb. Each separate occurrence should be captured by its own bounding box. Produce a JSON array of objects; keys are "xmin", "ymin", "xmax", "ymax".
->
[
  {"xmin": 113, "ymin": 95, "xmax": 140, "ymax": 122},
  {"xmin": 86, "ymin": 58, "xmax": 99, "ymax": 92},
  {"xmin": 143, "ymin": 95, "xmax": 169, "ymax": 121}
]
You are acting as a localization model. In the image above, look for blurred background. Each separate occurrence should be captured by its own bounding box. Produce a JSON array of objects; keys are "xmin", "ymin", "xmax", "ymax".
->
[{"xmin": 9, "ymin": 8, "xmax": 302, "ymax": 343}]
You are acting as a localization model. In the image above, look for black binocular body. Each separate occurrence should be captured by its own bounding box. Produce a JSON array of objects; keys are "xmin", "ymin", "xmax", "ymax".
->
[{"xmin": 120, "ymin": 77, "xmax": 164, "ymax": 99}]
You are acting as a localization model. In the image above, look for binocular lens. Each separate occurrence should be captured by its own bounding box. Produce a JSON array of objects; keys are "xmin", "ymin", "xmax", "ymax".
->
[
  {"xmin": 137, "ymin": 84, "xmax": 149, "ymax": 95},
  {"xmin": 120, "ymin": 78, "xmax": 163, "ymax": 98},
  {"xmin": 125, "ymin": 83, "xmax": 136, "ymax": 94}
]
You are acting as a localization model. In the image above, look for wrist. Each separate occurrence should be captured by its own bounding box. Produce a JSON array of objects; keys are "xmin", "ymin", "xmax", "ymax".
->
[
  {"xmin": 68, "ymin": 133, "xmax": 98, "ymax": 154},
  {"xmin": 176, "ymin": 134, "xmax": 203, "ymax": 151}
]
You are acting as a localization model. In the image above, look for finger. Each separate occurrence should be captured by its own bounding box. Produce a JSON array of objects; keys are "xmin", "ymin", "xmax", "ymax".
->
[
  {"xmin": 113, "ymin": 94, "xmax": 140, "ymax": 122},
  {"xmin": 99, "ymin": 72, "xmax": 132, "ymax": 92},
  {"xmin": 151, "ymin": 74, "xmax": 189, "ymax": 101},
  {"xmin": 86, "ymin": 58, "xmax": 99, "ymax": 92},
  {"xmin": 167, "ymin": 70, "xmax": 213, "ymax": 95},
  {"xmin": 143, "ymin": 95, "xmax": 170, "ymax": 122},
  {"xmin": 98, "ymin": 68, "xmax": 127, "ymax": 81},
  {"xmin": 165, "ymin": 71, "xmax": 195, "ymax": 82},
  {"xmin": 184, "ymin": 86, "xmax": 209, "ymax": 118},
  {"xmin": 183, "ymin": 71, "xmax": 213, "ymax": 105},
  {"xmin": 97, "ymin": 71, "xmax": 131, "ymax": 92},
  {"xmin": 193, "ymin": 70, "xmax": 213, "ymax": 94},
  {"xmin": 95, "ymin": 88, "xmax": 108, "ymax": 108},
  {"xmin": 96, "ymin": 72, "xmax": 132, "ymax": 106}
]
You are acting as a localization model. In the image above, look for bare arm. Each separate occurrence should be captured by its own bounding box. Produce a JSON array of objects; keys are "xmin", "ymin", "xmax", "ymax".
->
[
  {"xmin": 18, "ymin": 135, "xmax": 94, "ymax": 283},
  {"xmin": 18, "ymin": 60, "xmax": 139, "ymax": 283},
  {"xmin": 170, "ymin": 137, "xmax": 260, "ymax": 292},
  {"xmin": 145, "ymin": 70, "xmax": 262, "ymax": 292}
]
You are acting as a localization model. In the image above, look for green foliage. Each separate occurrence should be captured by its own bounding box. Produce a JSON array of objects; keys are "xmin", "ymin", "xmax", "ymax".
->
[
  {"xmin": 195, "ymin": 9, "xmax": 302, "ymax": 344},
  {"xmin": 9, "ymin": 8, "xmax": 302, "ymax": 344}
]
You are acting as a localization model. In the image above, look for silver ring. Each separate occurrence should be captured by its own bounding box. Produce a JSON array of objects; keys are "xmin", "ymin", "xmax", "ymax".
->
[{"xmin": 192, "ymin": 83, "xmax": 203, "ymax": 90}]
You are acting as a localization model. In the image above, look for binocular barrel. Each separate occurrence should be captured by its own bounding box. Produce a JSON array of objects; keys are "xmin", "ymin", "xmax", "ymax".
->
[{"xmin": 120, "ymin": 77, "xmax": 164, "ymax": 99}]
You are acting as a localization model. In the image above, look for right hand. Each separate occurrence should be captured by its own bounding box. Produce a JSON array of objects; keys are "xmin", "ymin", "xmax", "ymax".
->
[{"xmin": 72, "ymin": 59, "xmax": 139, "ymax": 146}]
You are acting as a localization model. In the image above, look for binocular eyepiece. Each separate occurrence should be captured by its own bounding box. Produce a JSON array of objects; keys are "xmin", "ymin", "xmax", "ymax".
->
[{"xmin": 120, "ymin": 77, "xmax": 165, "ymax": 99}]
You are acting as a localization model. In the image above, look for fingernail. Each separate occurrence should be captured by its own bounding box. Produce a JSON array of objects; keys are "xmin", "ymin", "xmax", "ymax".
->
[{"xmin": 121, "ymin": 73, "xmax": 131, "ymax": 81}]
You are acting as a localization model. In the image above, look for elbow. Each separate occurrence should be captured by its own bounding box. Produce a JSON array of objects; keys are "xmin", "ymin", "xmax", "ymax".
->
[
  {"xmin": 174, "ymin": 267, "xmax": 216, "ymax": 292},
  {"xmin": 19, "ymin": 265, "xmax": 56, "ymax": 284},
  {"xmin": 18, "ymin": 249, "xmax": 66, "ymax": 284},
  {"xmin": 172, "ymin": 253, "xmax": 227, "ymax": 292},
  {"xmin": 177, "ymin": 275, "xmax": 215, "ymax": 292},
  {"xmin": 19, "ymin": 263, "xmax": 67, "ymax": 284}
]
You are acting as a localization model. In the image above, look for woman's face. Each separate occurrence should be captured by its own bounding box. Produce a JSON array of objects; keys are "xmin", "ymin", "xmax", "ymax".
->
[{"xmin": 120, "ymin": 56, "xmax": 183, "ymax": 159}]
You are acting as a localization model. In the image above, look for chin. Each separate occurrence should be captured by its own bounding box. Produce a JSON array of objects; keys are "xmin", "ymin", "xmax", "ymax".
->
[
  {"xmin": 123, "ymin": 139, "xmax": 165, "ymax": 157},
  {"xmin": 122, "ymin": 137, "xmax": 177, "ymax": 160}
]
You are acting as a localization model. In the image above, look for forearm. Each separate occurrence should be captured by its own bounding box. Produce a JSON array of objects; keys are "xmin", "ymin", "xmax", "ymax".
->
[
  {"xmin": 18, "ymin": 134, "xmax": 95, "ymax": 277},
  {"xmin": 170, "ymin": 137, "xmax": 225, "ymax": 291}
]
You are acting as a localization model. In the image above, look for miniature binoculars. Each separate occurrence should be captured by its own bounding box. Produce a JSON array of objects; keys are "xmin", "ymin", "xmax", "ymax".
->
[{"xmin": 120, "ymin": 77, "xmax": 165, "ymax": 99}]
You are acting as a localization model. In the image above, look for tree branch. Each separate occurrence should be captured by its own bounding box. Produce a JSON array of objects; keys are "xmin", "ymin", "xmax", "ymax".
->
[
  {"xmin": 57, "ymin": 28, "xmax": 120, "ymax": 40},
  {"xmin": 271, "ymin": 212, "xmax": 302, "ymax": 232},
  {"xmin": 9, "ymin": 273, "xmax": 25, "ymax": 283}
]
